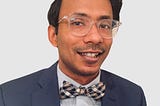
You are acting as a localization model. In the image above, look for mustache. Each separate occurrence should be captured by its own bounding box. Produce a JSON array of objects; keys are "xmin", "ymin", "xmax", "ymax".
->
[{"xmin": 73, "ymin": 43, "xmax": 106, "ymax": 52}]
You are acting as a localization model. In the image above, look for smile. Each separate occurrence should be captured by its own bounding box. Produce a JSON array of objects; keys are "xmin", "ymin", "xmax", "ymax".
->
[
  {"xmin": 77, "ymin": 51, "xmax": 104, "ymax": 58},
  {"xmin": 81, "ymin": 52, "xmax": 99, "ymax": 58}
]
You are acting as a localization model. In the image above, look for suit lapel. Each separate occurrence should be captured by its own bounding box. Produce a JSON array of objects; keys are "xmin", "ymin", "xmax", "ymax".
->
[
  {"xmin": 31, "ymin": 64, "xmax": 120, "ymax": 106},
  {"xmin": 101, "ymin": 70, "xmax": 120, "ymax": 106},
  {"xmin": 32, "ymin": 62, "xmax": 60, "ymax": 106}
]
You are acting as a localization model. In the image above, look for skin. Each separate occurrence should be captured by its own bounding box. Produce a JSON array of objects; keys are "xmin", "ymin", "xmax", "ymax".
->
[{"xmin": 48, "ymin": 0, "xmax": 113, "ymax": 85}]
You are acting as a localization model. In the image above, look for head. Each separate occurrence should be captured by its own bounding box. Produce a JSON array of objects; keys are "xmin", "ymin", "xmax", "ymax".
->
[
  {"xmin": 48, "ymin": 0, "xmax": 122, "ymax": 34},
  {"xmin": 48, "ymin": 0, "xmax": 122, "ymax": 84}
]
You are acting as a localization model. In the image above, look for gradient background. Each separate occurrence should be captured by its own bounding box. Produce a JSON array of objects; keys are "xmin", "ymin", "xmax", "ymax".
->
[{"xmin": 0, "ymin": 0, "xmax": 159, "ymax": 106}]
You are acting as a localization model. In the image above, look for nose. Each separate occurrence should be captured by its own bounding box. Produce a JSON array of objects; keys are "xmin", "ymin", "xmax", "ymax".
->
[{"xmin": 83, "ymin": 24, "xmax": 103, "ymax": 44}]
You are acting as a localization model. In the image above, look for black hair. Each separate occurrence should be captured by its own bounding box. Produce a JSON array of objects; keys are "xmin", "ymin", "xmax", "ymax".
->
[{"xmin": 47, "ymin": 0, "xmax": 122, "ymax": 34}]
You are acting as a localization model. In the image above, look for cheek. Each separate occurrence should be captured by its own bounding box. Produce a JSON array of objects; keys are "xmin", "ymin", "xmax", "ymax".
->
[
  {"xmin": 56, "ymin": 33, "xmax": 77, "ymax": 56},
  {"xmin": 57, "ymin": 26, "xmax": 81, "ymax": 49},
  {"xmin": 108, "ymin": 40, "xmax": 112, "ymax": 48},
  {"xmin": 57, "ymin": 35, "xmax": 69, "ymax": 52},
  {"xmin": 57, "ymin": 26, "xmax": 70, "ymax": 48},
  {"xmin": 104, "ymin": 39, "xmax": 113, "ymax": 53}
]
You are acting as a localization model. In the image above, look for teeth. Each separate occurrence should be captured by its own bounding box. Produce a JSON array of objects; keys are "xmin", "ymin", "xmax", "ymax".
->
[{"xmin": 82, "ymin": 53, "xmax": 99, "ymax": 57}]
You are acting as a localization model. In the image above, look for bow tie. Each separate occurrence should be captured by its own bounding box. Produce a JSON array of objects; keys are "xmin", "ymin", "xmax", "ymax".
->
[{"xmin": 59, "ymin": 81, "xmax": 106, "ymax": 101}]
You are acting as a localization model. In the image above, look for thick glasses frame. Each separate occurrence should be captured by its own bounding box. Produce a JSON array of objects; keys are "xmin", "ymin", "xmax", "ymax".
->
[{"xmin": 58, "ymin": 14, "xmax": 121, "ymax": 39}]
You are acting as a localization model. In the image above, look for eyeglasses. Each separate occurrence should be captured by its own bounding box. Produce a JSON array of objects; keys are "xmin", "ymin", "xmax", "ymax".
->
[{"xmin": 58, "ymin": 14, "xmax": 121, "ymax": 39}]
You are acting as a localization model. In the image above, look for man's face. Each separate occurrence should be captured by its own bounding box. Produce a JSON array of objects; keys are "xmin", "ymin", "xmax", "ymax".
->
[{"xmin": 49, "ymin": 0, "xmax": 113, "ymax": 81}]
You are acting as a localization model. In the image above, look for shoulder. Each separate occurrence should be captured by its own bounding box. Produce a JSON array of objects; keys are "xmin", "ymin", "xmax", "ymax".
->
[
  {"xmin": 0, "ymin": 62, "xmax": 58, "ymax": 90},
  {"xmin": 101, "ymin": 69, "xmax": 141, "ymax": 89},
  {"xmin": 101, "ymin": 70, "xmax": 147, "ymax": 105},
  {"xmin": 0, "ymin": 69, "xmax": 45, "ymax": 106},
  {"xmin": 0, "ymin": 68, "xmax": 46, "ymax": 94},
  {"xmin": 0, "ymin": 64, "xmax": 55, "ymax": 94},
  {"xmin": 0, "ymin": 63, "xmax": 58, "ymax": 106},
  {"xmin": 101, "ymin": 70, "xmax": 146, "ymax": 104}
]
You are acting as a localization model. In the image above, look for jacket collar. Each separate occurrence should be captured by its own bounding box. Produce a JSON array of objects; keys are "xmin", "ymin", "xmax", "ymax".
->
[
  {"xmin": 31, "ymin": 62, "xmax": 118, "ymax": 106},
  {"xmin": 101, "ymin": 70, "xmax": 119, "ymax": 106},
  {"xmin": 32, "ymin": 62, "xmax": 60, "ymax": 106}
]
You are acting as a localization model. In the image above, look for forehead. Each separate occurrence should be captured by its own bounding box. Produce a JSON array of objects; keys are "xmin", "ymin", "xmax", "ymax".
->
[{"xmin": 59, "ymin": 0, "xmax": 113, "ymax": 19}]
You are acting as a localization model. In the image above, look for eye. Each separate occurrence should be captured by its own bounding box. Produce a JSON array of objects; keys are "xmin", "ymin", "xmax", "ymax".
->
[
  {"xmin": 99, "ymin": 24, "xmax": 111, "ymax": 30},
  {"xmin": 70, "ymin": 18, "xmax": 85, "ymax": 26},
  {"xmin": 71, "ymin": 21, "xmax": 84, "ymax": 26}
]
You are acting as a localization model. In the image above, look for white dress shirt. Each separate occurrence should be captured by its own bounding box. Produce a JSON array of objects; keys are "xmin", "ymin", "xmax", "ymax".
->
[{"xmin": 57, "ymin": 65, "xmax": 101, "ymax": 106}]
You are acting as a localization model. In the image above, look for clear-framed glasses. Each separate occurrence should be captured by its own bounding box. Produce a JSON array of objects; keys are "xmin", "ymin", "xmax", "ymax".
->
[{"xmin": 58, "ymin": 14, "xmax": 121, "ymax": 39}]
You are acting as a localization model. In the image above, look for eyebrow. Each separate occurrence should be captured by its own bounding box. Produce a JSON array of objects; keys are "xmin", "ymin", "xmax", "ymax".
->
[
  {"xmin": 72, "ymin": 12, "xmax": 111, "ymax": 20},
  {"xmin": 98, "ymin": 15, "xmax": 111, "ymax": 20},
  {"xmin": 72, "ymin": 12, "xmax": 88, "ymax": 17}
]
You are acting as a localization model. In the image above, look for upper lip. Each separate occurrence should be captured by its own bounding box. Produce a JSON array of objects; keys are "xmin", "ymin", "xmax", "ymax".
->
[
  {"xmin": 77, "ymin": 50, "xmax": 104, "ymax": 56},
  {"xmin": 77, "ymin": 50, "xmax": 103, "ymax": 53}
]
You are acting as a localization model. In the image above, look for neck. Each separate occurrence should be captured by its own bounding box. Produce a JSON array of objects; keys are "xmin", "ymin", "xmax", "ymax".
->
[
  {"xmin": 68, "ymin": 71, "xmax": 99, "ymax": 85},
  {"xmin": 59, "ymin": 66, "xmax": 99, "ymax": 85}
]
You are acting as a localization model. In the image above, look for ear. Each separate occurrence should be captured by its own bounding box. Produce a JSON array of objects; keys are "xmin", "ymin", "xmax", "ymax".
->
[{"xmin": 48, "ymin": 25, "xmax": 58, "ymax": 47}]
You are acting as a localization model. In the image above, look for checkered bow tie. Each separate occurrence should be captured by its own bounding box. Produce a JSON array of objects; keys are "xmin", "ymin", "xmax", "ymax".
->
[{"xmin": 60, "ymin": 81, "xmax": 106, "ymax": 101}]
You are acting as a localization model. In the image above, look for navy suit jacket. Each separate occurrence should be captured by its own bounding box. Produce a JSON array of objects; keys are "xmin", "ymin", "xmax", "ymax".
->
[{"xmin": 0, "ymin": 62, "xmax": 146, "ymax": 106}]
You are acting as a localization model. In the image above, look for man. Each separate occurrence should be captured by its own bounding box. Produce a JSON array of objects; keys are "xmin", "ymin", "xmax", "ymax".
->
[{"xmin": 0, "ymin": 0, "xmax": 147, "ymax": 106}]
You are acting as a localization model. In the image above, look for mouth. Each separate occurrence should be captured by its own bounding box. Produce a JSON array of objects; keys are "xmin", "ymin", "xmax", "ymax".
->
[
  {"xmin": 74, "ymin": 44, "xmax": 106, "ymax": 64},
  {"xmin": 77, "ymin": 51, "xmax": 104, "ymax": 58}
]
